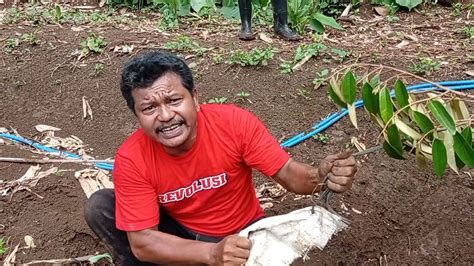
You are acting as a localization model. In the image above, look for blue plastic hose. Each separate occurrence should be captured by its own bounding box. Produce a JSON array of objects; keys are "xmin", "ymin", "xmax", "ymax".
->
[
  {"xmin": 1, "ymin": 79, "xmax": 474, "ymax": 171},
  {"xmin": 280, "ymin": 80, "xmax": 474, "ymax": 147}
]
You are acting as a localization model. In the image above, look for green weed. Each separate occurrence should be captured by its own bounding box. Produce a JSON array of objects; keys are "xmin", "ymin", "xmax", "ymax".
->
[
  {"xmin": 409, "ymin": 57, "xmax": 442, "ymax": 75},
  {"xmin": 212, "ymin": 54, "xmax": 224, "ymax": 64},
  {"xmin": 0, "ymin": 237, "xmax": 7, "ymax": 256},
  {"xmin": 463, "ymin": 26, "xmax": 474, "ymax": 39},
  {"xmin": 94, "ymin": 63, "xmax": 105, "ymax": 75},
  {"xmin": 4, "ymin": 7, "xmax": 23, "ymax": 24},
  {"xmin": 330, "ymin": 48, "xmax": 350, "ymax": 62},
  {"xmin": 312, "ymin": 133, "xmax": 330, "ymax": 144},
  {"xmin": 236, "ymin": 91, "xmax": 251, "ymax": 103},
  {"xmin": 228, "ymin": 46, "xmax": 275, "ymax": 67},
  {"xmin": 296, "ymin": 88, "xmax": 311, "ymax": 100},
  {"xmin": 207, "ymin": 97, "xmax": 228, "ymax": 104},
  {"xmin": 280, "ymin": 43, "xmax": 327, "ymax": 73},
  {"xmin": 4, "ymin": 37, "xmax": 21, "ymax": 52},
  {"xmin": 312, "ymin": 68, "xmax": 330, "ymax": 89},
  {"xmin": 451, "ymin": 3, "xmax": 462, "ymax": 17},
  {"xmin": 21, "ymin": 32, "xmax": 39, "ymax": 45},
  {"xmin": 80, "ymin": 33, "xmax": 108, "ymax": 56},
  {"xmin": 164, "ymin": 36, "xmax": 208, "ymax": 56}
]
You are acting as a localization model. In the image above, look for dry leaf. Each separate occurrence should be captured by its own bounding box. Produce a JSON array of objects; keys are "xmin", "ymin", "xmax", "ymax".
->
[
  {"xmin": 113, "ymin": 45, "xmax": 135, "ymax": 54},
  {"xmin": 259, "ymin": 33, "xmax": 273, "ymax": 44},
  {"xmin": 24, "ymin": 235, "xmax": 36, "ymax": 248},
  {"xmin": 404, "ymin": 34, "xmax": 418, "ymax": 42},
  {"xmin": 395, "ymin": 40, "xmax": 410, "ymax": 49},
  {"xmin": 3, "ymin": 244, "xmax": 20, "ymax": 266},
  {"xmin": 71, "ymin": 26, "xmax": 84, "ymax": 32},
  {"xmin": 465, "ymin": 70, "xmax": 474, "ymax": 77},
  {"xmin": 82, "ymin": 96, "xmax": 93, "ymax": 120},
  {"xmin": 351, "ymin": 137, "xmax": 366, "ymax": 152},
  {"xmin": 351, "ymin": 208, "xmax": 362, "ymax": 214},
  {"xmin": 374, "ymin": 6, "xmax": 389, "ymax": 16},
  {"xmin": 99, "ymin": 0, "xmax": 106, "ymax": 7},
  {"xmin": 35, "ymin": 124, "xmax": 61, "ymax": 133}
]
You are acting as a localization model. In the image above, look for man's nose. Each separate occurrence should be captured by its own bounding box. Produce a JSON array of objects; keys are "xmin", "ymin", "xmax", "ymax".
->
[{"xmin": 158, "ymin": 105, "xmax": 174, "ymax": 121}]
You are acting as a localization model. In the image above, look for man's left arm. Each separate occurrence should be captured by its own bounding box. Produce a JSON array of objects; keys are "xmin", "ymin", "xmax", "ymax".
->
[{"xmin": 272, "ymin": 150, "xmax": 357, "ymax": 195}]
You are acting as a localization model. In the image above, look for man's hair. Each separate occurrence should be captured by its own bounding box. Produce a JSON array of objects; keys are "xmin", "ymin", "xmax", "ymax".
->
[{"xmin": 120, "ymin": 51, "xmax": 194, "ymax": 113}]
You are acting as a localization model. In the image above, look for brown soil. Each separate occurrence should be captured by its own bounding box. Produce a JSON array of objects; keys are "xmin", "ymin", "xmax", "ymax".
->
[{"xmin": 1, "ymin": 4, "xmax": 473, "ymax": 265}]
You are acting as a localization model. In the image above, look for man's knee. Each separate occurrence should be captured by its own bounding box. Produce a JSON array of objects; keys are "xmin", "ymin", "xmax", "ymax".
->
[{"xmin": 84, "ymin": 189, "xmax": 115, "ymax": 225}]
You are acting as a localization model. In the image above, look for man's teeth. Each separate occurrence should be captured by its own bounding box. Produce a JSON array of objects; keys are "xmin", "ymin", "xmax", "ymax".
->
[{"xmin": 162, "ymin": 124, "xmax": 180, "ymax": 132}]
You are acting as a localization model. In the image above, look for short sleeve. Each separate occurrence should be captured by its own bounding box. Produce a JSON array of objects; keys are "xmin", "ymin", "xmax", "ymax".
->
[
  {"xmin": 234, "ymin": 107, "xmax": 290, "ymax": 177},
  {"xmin": 114, "ymin": 152, "xmax": 159, "ymax": 231}
]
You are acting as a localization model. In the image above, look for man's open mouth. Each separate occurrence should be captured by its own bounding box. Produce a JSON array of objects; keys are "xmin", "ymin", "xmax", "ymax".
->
[{"xmin": 156, "ymin": 121, "xmax": 185, "ymax": 138}]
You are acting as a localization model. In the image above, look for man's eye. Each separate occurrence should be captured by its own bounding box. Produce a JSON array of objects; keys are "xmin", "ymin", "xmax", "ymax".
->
[
  {"xmin": 143, "ymin": 106, "xmax": 154, "ymax": 112},
  {"xmin": 170, "ymin": 98, "xmax": 182, "ymax": 104}
]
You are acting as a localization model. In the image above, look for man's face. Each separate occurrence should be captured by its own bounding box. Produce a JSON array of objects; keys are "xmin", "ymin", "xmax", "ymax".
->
[{"xmin": 132, "ymin": 72, "xmax": 199, "ymax": 156}]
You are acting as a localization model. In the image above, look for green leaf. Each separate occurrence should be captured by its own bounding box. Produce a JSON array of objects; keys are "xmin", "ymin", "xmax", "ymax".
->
[
  {"xmin": 386, "ymin": 124, "xmax": 404, "ymax": 157},
  {"xmin": 328, "ymin": 85, "xmax": 346, "ymax": 108},
  {"xmin": 383, "ymin": 140, "xmax": 405, "ymax": 159},
  {"xmin": 369, "ymin": 74, "xmax": 380, "ymax": 89},
  {"xmin": 427, "ymin": 101, "xmax": 456, "ymax": 135},
  {"xmin": 443, "ymin": 132, "xmax": 458, "ymax": 173},
  {"xmin": 342, "ymin": 71, "xmax": 356, "ymax": 104},
  {"xmin": 395, "ymin": 117, "xmax": 422, "ymax": 140},
  {"xmin": 379, "ymin": 86, "xmax": 393, "ymax": 124},
  {"xmin": 453, "ymin": 132, "xmax": 474, "ymax": 167},
  {"xmin": 309, "ymin": 19, "xmax": 325, "ymax": 33},
  {"xmin": 395, "ymin": 0, "xmax": 422, "ymax": 10},
  {"xmin": 432, "ymin": 138, "xmax": 447, "ymax": 176},
  {"xmin": 394, "ymin": 79, "xmax": 409, "ymax": 110},
  {"xmin": 220, "ymin": 6, "xmax": 239, "ymax": 19},
  {"xmin": 312, "ymin": 13, "xmax": 344, "ymax": 30},
  {"xmin": 461, "ymin": 126, "xmax": 472, "ymax": 144},
  {"xmin": 190, "ymin": 0, "xmax": 208, "ymax": 13},
  {"xmin": 455, "ymin": 127, "xmax": 471, "ymax": 169},
  {"xmin": 412, "ymin": 110, "xmax": 434, "ymax": 139},
  {"xmin": 362, "ymin": 82, "xmax": 379, "ymax": 115}
]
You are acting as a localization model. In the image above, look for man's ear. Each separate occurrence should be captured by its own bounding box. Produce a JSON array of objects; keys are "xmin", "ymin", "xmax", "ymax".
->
[{"xmin": 192, "ymin": 88, "xmax": 200, "ymax": 111}]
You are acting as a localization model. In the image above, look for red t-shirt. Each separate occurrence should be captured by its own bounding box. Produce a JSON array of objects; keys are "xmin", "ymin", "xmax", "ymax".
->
[{"xmin": 114, "ymin": 104, "xmax": 290, "ymax": 237}]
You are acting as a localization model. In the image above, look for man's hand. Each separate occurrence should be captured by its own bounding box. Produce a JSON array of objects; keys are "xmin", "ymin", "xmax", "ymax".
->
[
  {"xmin": 208, "ymin": 235, "xmax": 251, "ymax": 265},
  {"xmin": 318, "ymin": 150, "xmax": 357, "ymax": 193}
]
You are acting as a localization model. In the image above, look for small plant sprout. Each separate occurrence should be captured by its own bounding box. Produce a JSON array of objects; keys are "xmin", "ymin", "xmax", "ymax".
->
[
  {"xmin": 80, "ymin": 33, "xmax": 108, "ymax": 57},
  {"xmin": 280, "ymin": 43, "xmax": 327, "ymax": 73},
  {"xmin": 236, "ymin": 91, "xmax": 252, "ymax": 103},
  {"xmin": 451, "ymin": 2, "xmax": 462, "ymax": 17},
  {"xmin": 331, "ymin": 48, "xmax": 351, "ymax": 62},
  {"xmin": 296, "ymin": 88, "xmax": 311, "ymax": 100},
  {"xmin": 207, "ymin": 97, "xmax": 228, "ymax": 104},
  {"xmin": 312, "ymin": 133, "xmax": 330, "ymax": 144},
  {"xmin": 463, "ymin": 26, "xmax": 474, "ymax": 39},
  {"xmin": 0, "ymin": 237, "xmax": 8, "ymax": 256},
  {"xmin": 228, "ymin": 46, "xmax": 275, "ymax": 67},
  {"xmin": 4, "ymin": 37, "xmax": 20, "ymax": 52},
  {"xmin": 21, "ymin": 32, "xmax": 39, "ymax": 45},
  {"xmin": 312, "ymin": 68, "xmax": 330, "ymax": 89},
  {"xmin": 164, "ymin": 36, "xmax": 208, "ymax": 56},
  {"xmin": 212, "ymin": 54, "xmax": 224, "ymax": 64},
  {"xmin": 94, "ymin": 63, "xmax": 105, "ymax": 75},
  {"xmin": 409, "ymin": 57, "xmax": 442, "ymax": 75}
]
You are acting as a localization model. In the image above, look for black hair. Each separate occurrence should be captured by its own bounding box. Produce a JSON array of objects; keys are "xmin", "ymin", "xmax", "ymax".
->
[{"xmin": 120, "ymin": 51, "xmax": 194, "ymax": 114}]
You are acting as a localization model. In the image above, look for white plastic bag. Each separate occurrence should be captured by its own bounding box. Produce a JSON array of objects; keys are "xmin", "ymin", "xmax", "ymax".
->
[{"xmin": 239, "ymin": 206, "xmax": 349, "ymax": 266}]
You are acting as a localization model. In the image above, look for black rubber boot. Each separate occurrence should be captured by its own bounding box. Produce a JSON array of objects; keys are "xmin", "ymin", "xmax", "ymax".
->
[
  {"xmin": 271, "ymin": 0, "xmax": 301, "ymax": 41},
  {"xmin": 238, "ymin": 0, "xmax": 255, "ymax": 40}
]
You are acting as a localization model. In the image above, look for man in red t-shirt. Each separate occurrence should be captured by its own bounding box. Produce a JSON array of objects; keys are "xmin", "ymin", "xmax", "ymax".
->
[{"xmin": 85, "ymin": 51, "xmax": 357, "ymax": 265}]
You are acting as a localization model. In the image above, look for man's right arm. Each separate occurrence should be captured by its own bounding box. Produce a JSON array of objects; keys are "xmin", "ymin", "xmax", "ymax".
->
[{"xmin": 127, "ymin": 229, "xmax": 251, "ymax": 265}]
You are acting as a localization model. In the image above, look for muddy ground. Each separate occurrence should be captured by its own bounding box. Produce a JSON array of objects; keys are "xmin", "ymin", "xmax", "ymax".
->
[{"xmin": 0, "ymin": 3, "xmax": 473, "ymax": 265}]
